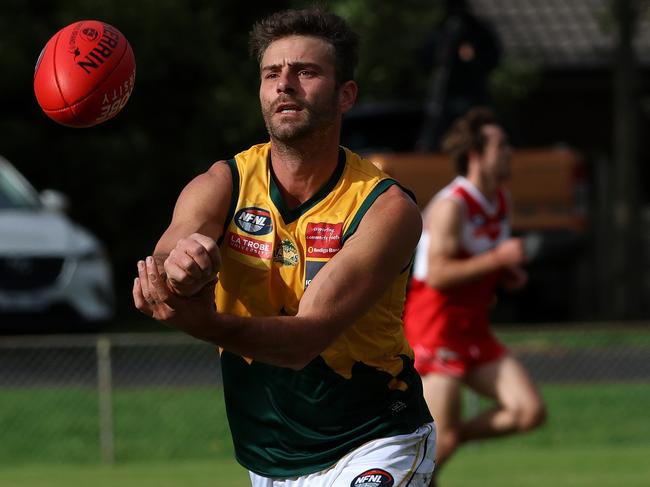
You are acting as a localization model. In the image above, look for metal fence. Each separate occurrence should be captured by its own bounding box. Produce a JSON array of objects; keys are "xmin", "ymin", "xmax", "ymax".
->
[
  {"xmin": 0, "ymin": 332, "xmax": 226, "ymax": 465},
  {"xmin": 1, "ymin": 325, "xmax": 649, "ymax": 465}
]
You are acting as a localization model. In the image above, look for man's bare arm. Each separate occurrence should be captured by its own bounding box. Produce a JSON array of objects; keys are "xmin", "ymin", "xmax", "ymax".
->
[
  {"xmin": 135, "ymin": 185, "xmax": 422, "ymax": 369},
  {"xmin": 155, "ymin": 161, "xmax": 232, "ymax": 295},
  {"xmin": 424, "ymin": 198, "xmax": 526, "ymax": 289}
]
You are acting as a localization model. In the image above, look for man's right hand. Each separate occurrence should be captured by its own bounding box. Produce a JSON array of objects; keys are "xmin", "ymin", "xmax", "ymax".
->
[
  {"xmin": 163, "ymin": 233, "xmax": 221, "ymax": 297},
  {"xmin": 493, "ymin": 238, "xmax": 527, "ymax": 267}
]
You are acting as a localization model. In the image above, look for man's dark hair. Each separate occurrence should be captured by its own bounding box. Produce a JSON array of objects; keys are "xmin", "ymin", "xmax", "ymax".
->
[
  {"xmin": 249, "ymin": 7, "xmax": 359, "ymax": 85},
  {"xmin": 441, "ymin": 106, "xmax": 499, "ymax": 175}
]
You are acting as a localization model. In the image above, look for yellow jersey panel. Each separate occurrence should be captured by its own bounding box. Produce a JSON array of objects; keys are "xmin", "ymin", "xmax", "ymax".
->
[{"xmin": 214, "ymin": 142, "xmax": 431, "ymax": 477}]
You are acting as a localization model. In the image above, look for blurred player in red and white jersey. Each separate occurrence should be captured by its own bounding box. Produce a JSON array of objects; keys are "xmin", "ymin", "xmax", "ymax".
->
[{"xmin": 403, "ymin": 107, "xmax": 546, "ymax": 484}]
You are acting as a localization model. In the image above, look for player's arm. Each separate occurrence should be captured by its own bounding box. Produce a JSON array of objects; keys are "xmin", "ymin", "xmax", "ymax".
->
[
  {"xmin": 424, "ymin": 198, "xmax": 526, "ymax": 290},
  {"xmin": 135, "ymin": 185, "xmax": 421, "ymax": 370},
  {"xmin": 154, "ymin": 161, "xmax": 232, "ymax": 296},
  {"xmin": 291, "ymin": 185, "xmax": 422, "ymax": 364}
]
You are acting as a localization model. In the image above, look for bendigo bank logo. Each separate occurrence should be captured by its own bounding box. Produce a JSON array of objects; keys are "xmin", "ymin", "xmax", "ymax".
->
[
  {"xmin": 235, "ymin": 207, "xmax": 273, "ymax": 236},
  {"xmin": 305, "ymin": 222, "xmax": 343, "ymax": 258}
]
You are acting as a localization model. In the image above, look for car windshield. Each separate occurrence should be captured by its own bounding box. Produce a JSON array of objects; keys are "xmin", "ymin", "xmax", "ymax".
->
[{"xmin": 0, "ymin": 161, "xmax": 41, "ymax": 210}]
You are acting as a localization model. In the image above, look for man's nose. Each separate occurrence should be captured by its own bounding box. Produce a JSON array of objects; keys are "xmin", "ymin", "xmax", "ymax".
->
[{"xmin": 277, "ymin": 71, "xmax": 296, "ymax": 94}]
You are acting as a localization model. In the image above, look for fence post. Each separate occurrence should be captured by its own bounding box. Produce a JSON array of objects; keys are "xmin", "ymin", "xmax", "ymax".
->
[{"xmin": 97, "ymin": 335, "xmax": 114, "ymax": 465}]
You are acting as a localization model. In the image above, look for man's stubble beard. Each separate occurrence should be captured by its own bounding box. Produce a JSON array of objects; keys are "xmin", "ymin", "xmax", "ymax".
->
[{"xmin": 263, "ymin": 92, "xmax": 339, "ymax": 144}]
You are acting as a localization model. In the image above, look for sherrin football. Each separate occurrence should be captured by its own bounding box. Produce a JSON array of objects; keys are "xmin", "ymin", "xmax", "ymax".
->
[{"xmin": 34, "ymin": 20, "xmax": 136, "ymax": 128}]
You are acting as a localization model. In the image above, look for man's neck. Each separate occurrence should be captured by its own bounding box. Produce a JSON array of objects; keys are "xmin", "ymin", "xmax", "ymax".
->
[
  {"xmin": 270, "ymin": 136, "xmax": 341, "ymax": 209},
  {"xmin": 465, "ymin": 172, "xmax": 498, "ymax": 202}
]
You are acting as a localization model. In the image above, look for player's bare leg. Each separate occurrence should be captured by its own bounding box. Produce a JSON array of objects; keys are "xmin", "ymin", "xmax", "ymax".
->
[
  {"xmin": 421, "ymin": 373, "xmax": 463, "ymax": 485},
  {"xmin": 461, "ymin": 354, "xmax": 546, "ymax": 441}
]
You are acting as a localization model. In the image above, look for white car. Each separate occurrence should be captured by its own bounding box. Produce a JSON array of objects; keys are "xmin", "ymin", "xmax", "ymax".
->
[{"xmin": 0, "ymin": 154, "xmax": 114, "ymax": 331}]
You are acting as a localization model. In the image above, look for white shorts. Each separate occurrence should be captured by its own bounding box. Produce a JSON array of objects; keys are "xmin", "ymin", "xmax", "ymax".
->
[{"xmin": 249, "ymin": 422, "xmax": 436, "ymax": 487}]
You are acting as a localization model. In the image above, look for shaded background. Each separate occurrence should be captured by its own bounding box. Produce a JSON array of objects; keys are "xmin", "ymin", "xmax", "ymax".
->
[
  {"xmin": 1, "ymin": 0, "xmax": 650, "ymax": 327},
  {"xmin": 1, "ymin": 3, "xmax": 650, "ymax": 486}
]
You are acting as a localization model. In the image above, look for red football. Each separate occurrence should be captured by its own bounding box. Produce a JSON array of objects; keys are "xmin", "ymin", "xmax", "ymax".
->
[{"xmin": 34, "ymin": 20, "xmax": 136, "ymax": 128}]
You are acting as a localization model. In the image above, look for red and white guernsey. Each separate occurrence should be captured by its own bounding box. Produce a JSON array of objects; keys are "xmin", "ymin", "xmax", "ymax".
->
[{"xmin": 403, "ymin": 176, "xmax": 510, "ymax": 375}]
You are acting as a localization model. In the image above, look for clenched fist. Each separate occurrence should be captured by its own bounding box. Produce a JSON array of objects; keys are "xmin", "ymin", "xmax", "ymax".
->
[
  {"xmin": 164, "ymin": 233, "xmax": 221, "ymax": 297},
  {"xmin": 493, "ymin": 238, "xmax": 527, "ymax": 268}
]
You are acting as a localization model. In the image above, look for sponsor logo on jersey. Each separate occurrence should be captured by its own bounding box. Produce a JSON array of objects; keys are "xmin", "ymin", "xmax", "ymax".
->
[
  {"xmin": 389, "ymin": 400, "xmax": 407, "ymax": 412},
  {"xmin": 436, "ymin": 347, "xmax": 460, "ymax": 361},
  {"xmin": 227, "ymin": 231, "xmax": 273, "ymax": 259},
  {"xmin": 234, "ymin": 207, "xmax": 273, "ymax": 236},
  {"xmin": 273, "ymin": 239, "xmax": 299, "ymax": 266},
  {"xmin": 471, "ymin": 214, "xmax": 486, "ymax": 227},
  {"xmin": 305, "ymin": 260, "xmax": 327, "ymax": 288},
  {"xmin": 472, "ymin": 219, "xmax": 503, "ymax": 240},
  {"xmin": 350, "ymin": 469, "xmax": 394, "ymax": 487},
  {"xmin": 305, "ymin": 222, "xmax": 343, "ymax": 258}
]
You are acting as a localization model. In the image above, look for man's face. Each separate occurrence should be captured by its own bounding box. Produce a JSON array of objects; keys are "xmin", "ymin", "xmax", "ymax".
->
[
  {"xmin": 479, "ymin": 124, "xmax": 512, "ymax": 183},
  {"xmin": 259, "ymin": 35, "xmax": 346, "ymax": 142}
]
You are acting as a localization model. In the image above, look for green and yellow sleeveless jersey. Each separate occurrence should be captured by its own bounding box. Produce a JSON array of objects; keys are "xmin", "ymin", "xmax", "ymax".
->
[{"xmin": 215, "ymin": 142, "xmax": 432, "ymax": 477}]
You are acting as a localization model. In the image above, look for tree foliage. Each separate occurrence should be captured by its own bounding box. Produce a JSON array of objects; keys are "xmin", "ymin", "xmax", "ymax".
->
[{"xmin": 331, "ymin": 0, "xmax": 444, "ymax": 100}]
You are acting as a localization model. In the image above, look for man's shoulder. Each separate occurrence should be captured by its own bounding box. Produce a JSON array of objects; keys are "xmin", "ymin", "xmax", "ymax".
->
[
  {"xmin": 425, "ymin": 179, "xmax": 466, "ymax": 212},
  {"xmin": 363, "ymin": 184, "xmax": 422, "ymax": 238},
  {"xmin": 232, "ymin": 142, "xmax": 272, "ymax": 165},
  {"xmin": 342, "ymin": 146, "xmax": 391, "ymax": 180}
]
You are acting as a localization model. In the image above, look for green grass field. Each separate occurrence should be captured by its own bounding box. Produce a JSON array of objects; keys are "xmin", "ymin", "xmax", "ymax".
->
[
  {"xmin": 0, "ymin": 444, "xmax": 648, "ymax": 487},
  {"xmin": 1, "ymin": 382, "xmax": 649, "ymax": 486},
  {"xmin": 496, "ymin": 324, "xmax": 650, "ymax": 349}
]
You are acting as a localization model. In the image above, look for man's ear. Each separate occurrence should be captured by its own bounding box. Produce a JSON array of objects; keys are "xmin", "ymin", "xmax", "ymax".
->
[{"xmin": 338, "ymin": 80, "xmax": 358, "ymax": 114}]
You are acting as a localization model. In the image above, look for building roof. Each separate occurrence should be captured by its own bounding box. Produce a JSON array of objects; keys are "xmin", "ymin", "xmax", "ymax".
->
[{"xmin": 469, "ymin": 0, "xmax": 650, "ymax": 67}]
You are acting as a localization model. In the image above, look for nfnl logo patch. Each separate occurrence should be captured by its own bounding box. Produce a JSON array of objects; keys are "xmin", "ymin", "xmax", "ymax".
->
[
  {"xmin": 350, "ymin": 469, "xmax": 394, "ymax": 487},
  {"xmin": 235, "ymin": 207, "xmax": 273, "ymax": 236}
]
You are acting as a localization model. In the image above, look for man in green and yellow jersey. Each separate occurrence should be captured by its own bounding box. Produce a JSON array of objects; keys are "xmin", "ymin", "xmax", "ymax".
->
[{"xmin": 134, "ymin": 7, "xmax": 435, "ymax": 486}]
